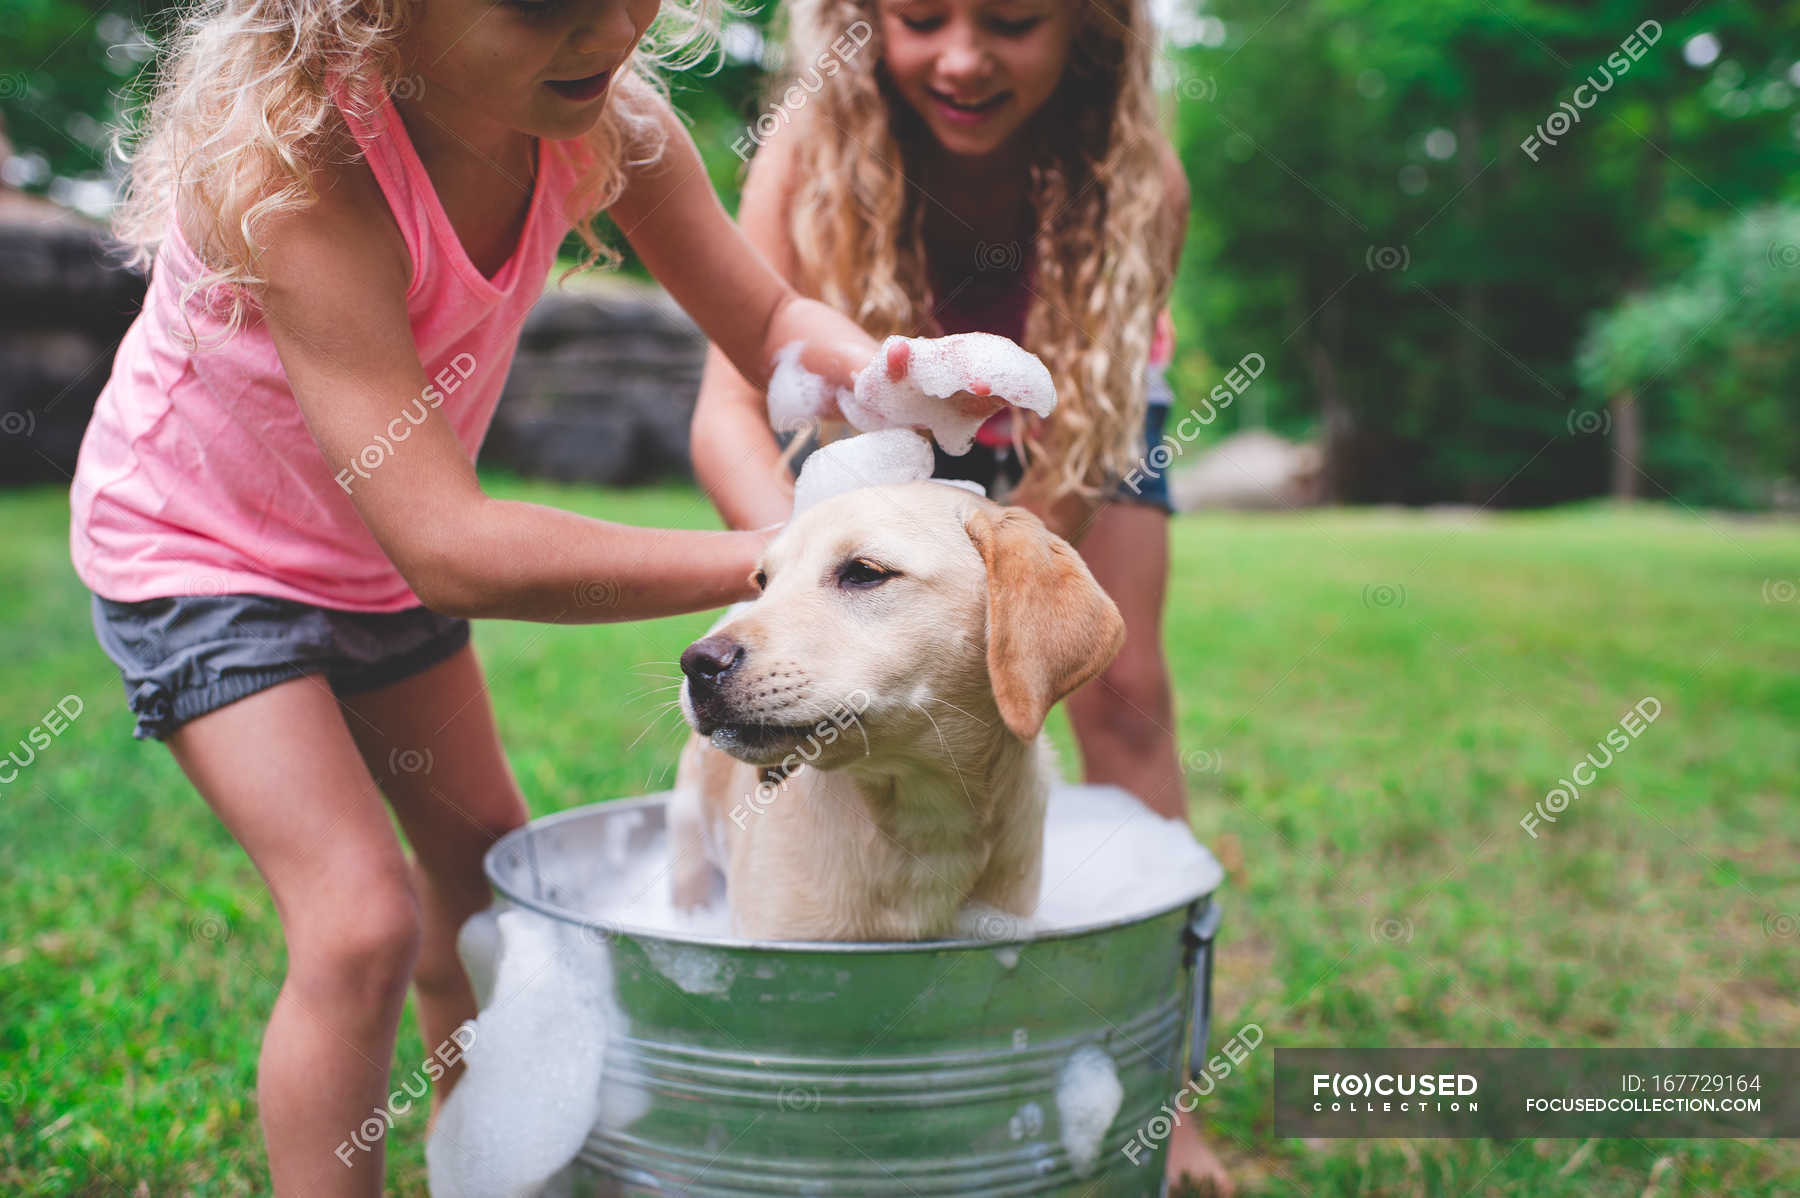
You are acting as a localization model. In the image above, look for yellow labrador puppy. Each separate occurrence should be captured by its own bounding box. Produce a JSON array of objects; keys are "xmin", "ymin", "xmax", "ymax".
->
[{"xmin": 671, "ymin": 480, "xmax": 1124, "ymax": 941}]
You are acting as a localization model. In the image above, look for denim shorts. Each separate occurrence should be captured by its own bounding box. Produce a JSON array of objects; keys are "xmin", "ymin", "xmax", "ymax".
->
[
  {"xmin": 931, "ymin": 383, "xmax": 1178, "ymax": 516},
  {"xmin": 90, "ymin": 591, "xmax": 471, "ymax": 742}
]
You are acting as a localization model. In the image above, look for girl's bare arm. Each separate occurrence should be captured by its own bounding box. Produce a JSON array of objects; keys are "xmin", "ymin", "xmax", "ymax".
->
[
  {"xmin": 611, "ymin": 102, "xmax": 860, "ymax": 530},
  {"xmin": 255, "ymin": 164, "xmax": 769, "ymax": 622}
]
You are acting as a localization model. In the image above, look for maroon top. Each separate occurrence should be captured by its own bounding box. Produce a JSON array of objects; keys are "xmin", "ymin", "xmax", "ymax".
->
[{"xmin": 929, "ymin": 245, "xmax": 1037, "ymax": 446}]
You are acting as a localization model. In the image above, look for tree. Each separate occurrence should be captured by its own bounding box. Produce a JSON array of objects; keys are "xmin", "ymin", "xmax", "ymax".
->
[
  {"xmin": 1168, "ymin": 0, "xmax": 1799, "ymax": 504},
  {"xmin": 1577, "ymin": 204, "xmax": 1800, "ymax": 508}
]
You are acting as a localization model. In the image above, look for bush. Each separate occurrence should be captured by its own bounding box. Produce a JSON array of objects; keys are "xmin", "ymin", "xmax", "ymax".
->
[{"xmin": 1577, "ymin": 205, "xmax": 1800, "ymax": 508}]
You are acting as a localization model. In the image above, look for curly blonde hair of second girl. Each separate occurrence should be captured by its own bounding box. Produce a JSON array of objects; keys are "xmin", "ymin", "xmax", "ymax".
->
[
  {"xmin": 770, "ymin": 0, "xmax": 1180, "ymax": 503},
  {"xmin": 110, "ymin": 0, "xmax": 738, "ymax": 343}
]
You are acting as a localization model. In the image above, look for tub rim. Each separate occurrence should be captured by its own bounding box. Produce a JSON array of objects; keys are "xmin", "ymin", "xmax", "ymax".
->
[{"xmin": 485, "ymin": 791, "xmax": 1224, "ymax": 956}]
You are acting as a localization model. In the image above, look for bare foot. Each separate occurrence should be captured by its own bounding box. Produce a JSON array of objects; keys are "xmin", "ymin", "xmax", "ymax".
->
[{"xmin": 1165, "ymin": 1115, "xmax": 1234, "ymax": 1197}]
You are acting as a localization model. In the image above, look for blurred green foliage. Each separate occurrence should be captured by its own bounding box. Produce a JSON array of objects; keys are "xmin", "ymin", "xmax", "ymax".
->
[
  {"xmin": 4, "ymin": 0, "xmax": 1796, "ymax": 506},
  {"xmin": 1169, "ymin": 0, "xmax": 1798, "ymax": 504},
  {"xmin": 1577, "ymin": 204, "xmax": 1800, "ymax": 508},
  {"xmin": 1, "ymin": 0, "xmax": 162, "ymax": 185}
]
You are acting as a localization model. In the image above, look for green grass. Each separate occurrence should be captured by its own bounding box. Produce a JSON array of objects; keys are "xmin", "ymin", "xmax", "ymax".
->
[{"xmin": 3, "ymin": 476, "xmax": 1798, "ymax": 1196}]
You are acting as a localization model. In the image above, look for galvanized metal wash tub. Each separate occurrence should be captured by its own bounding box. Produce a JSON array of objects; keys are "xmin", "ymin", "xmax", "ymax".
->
[{"xmin": 484, "ymin": 792, "xmax": 1224, "ymax": 1197}]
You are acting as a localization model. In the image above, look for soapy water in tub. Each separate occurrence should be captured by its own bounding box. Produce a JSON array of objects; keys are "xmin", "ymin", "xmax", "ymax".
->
[
  {"xmin": 427, "ymin": 783, "xmax": 1221, "ymax": 1194},
  {"xmin": 586, "ymin": 781, "xmax": 1219, "ymax": 939}
]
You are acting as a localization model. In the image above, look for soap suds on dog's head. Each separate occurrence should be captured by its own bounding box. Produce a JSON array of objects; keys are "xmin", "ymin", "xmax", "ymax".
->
[
  {"xmin": 791, "ymin": 427, "xmax": 936, "ymax": 516},
  {"xmin": 769, "ymin": 334, "xmax": 1057, "ymax": 516}
]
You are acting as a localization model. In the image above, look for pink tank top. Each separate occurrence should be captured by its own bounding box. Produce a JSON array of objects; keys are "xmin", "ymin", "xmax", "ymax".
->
[{"xmin": 70, "ymin": 76, "xmax": 586, "ymax": 611}]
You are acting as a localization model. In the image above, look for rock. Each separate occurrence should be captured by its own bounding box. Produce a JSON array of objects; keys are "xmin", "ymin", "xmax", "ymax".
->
[
  {"xmin": 0, "ymin": 190, "xmax": 146, "ymax": 487},
  {"xmin": 0, "ymin": 193, "xmax": 760, "ymax": 492},
  {"xmin": 485, "ymin": 275, "xmax": 708, "ymax": 485},
  {"xmin": 1169, "ymin": 430, "xmax": 1324, "ymax": 512}
]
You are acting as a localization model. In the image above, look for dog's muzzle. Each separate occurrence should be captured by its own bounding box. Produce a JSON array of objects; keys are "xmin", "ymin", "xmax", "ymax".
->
[{"xmin": 680, "ymin": 633, "xmax": 745, "ymax": 733}]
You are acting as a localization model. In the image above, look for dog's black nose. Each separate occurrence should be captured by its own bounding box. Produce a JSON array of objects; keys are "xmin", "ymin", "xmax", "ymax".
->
[{"xmin": 681, "ymin": 634, "xmax": 744, "ymax": 684}]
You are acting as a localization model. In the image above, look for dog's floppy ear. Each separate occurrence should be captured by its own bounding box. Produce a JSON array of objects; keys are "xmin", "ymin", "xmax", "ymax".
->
[{"xmin": 964, "ymin": 505, "xmax": 1126, "ymax": 740}]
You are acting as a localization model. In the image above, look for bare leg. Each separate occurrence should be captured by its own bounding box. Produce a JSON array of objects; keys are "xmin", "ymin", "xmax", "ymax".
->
[
  {"xmin": 167, "ymin": 676, "xmax": 423, "ymax": 1197},
  {"xmin": 1069, "ymin": 503, "xmax": 1232, "ymax": 1195},
  {"xmin": 339, "ymin": 642, "xmax": 529, "ymax": 1122},
  {"xmin": 1066, "ymin": 502, "xmax": 1187, "ymax": 822}
]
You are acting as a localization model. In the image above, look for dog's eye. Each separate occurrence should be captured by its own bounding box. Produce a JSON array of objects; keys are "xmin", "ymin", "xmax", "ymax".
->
[
  {"xmin": 752, "ymin": 570, "xmax": 768, "ymax": 592},
  {"xmin": 837, "ymin": 559, "xmax": 895, "ymax": 589}
]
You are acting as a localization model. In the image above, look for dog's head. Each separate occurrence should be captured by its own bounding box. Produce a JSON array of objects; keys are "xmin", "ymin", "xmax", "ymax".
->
[{"xmin": 679, "ymin": 481, "xmax": 1124, "ymax": 769}]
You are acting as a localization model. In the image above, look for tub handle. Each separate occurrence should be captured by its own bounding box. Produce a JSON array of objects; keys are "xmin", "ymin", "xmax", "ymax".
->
[{"xmin": 1183, "ymin": 899, "xmax": 1223, "ymax": 1081}]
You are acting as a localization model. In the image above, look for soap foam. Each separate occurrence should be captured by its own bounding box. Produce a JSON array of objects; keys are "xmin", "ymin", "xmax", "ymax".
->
[
  {"xmin": 428, "ymin": 785, "xmax": 1221, "ymax": 1194},
  {"xmin": 582, "ymin": 783, "xmax": 1220, "ymax": 942},
  {"xmin": 791, "ymin": 427, "xmax": 936, "ymax": 516},
  {"xmin": 426, "ymin": 909, "xmax": 645, "ymax": 1198},
  {"xmin": 1055, "ymin": 1042, "xmax": 1125, "ymax": 1177},
  {"xmin": 457, "ymin": 905, "xmax": 501, "ymax": 1009},
  {"xmin": 768, "ymin": 334, "xmax": 1058, "ymax": 456},
  {"xmin": 849, "ymin": 333, "xmax": 1057, "ymax": 455},
  {"xmin": 1034, "ymin": 783, "xmax": 1221, "ymax": 930},
  {"xmin": 766, "ymin": 340, "xmax": 851, "ymax": 433}
]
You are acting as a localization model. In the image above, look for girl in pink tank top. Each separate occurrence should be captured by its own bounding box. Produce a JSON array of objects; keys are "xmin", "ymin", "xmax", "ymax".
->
[
  {"xmin": 66, "ymin": 1, "xmax": 911, "ymax": 1191},
  {"xmin": 689, "ymin": 1, "xmax": 1222, "ymax": 1188}
]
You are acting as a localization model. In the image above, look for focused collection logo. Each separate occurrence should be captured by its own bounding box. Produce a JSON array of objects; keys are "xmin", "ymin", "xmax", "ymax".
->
[{"xmin": 1311, "ymin": 1071, "xmax": 1479, "ymax": 1112}]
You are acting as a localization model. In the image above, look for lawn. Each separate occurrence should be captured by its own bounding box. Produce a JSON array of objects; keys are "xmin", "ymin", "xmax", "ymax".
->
[{"xmin": 3, "ymin": 475, "xmax": 1797, "ymax": 1196}]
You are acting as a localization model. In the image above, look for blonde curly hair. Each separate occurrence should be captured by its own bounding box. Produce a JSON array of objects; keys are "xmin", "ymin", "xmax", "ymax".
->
[
  {"xmin": 111, "ymin": 0, "xmax": 736, "ymax": 342},
  {"xmin": 769, "ymin": 0, "xmax": 1179, "ymax": 503}
]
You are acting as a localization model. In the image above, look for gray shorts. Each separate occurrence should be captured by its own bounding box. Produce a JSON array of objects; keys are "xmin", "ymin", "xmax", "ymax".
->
[{"xmin": 90, "ymin": 591, "xmax": 471, "ymax": 742}]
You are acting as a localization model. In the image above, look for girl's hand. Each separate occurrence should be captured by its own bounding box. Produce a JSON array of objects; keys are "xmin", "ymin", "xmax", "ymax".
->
[
  {"xmin": 885, "ymin": 338, "xmax": 911, "ymax": 382},
  {"xmin": 772, "ymin": 328, "xmax": 1006, "ymax": 435},
  {"xmin": 838, "ymin": 333, "xmax": 1051, "ymax": 454},
  {"xmin": 882, "ymin": 339, "xmax": 1005, "ymax": 423},
  {"xmin": 764, "ymin": 296, "xmax": 881, "ymax": 421}
]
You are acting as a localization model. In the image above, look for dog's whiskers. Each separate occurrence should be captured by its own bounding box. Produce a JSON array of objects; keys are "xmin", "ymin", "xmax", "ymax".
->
[
  {"xmin": 628, "ymin": 698, "xmax": 687, "ymax": 754},
  {"xmin": 642, "ymin": 722, "xmax": 690, "ymax": 789},
  {"xmin": 918, "ymin": 696, "xmax": 992, "ymax": 727},
  {"xmin": 627, "ymin": 682, "xmax": 685, "ymax": 703},
  {"xmin": 912, "ymin": 701, "xmax": 977, "ymax": 813},
  {"xmin": 639, "ymin": 703, "xmax": 699, "ymax": 789}
]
